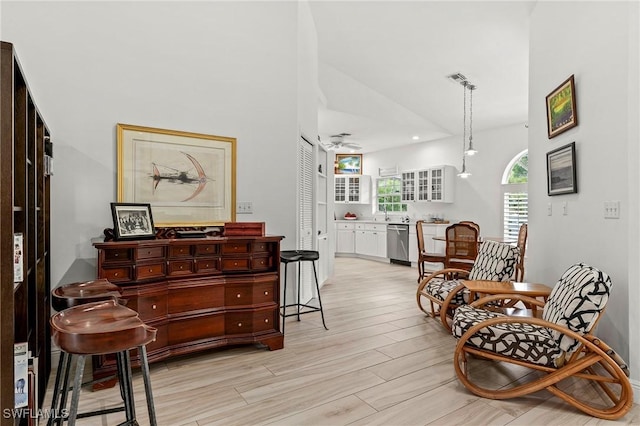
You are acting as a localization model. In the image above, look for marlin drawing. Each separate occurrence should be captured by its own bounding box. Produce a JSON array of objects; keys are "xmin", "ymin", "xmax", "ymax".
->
[{"xmin": 151, "ymin": 152, "xmax": 212, "ymax": 201}]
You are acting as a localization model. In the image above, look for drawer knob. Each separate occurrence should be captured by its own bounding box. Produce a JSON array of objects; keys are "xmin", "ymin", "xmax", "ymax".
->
[
  {"xmin": 149, "ymin": 268, "xmax": 153, "ymax": 272},
  {"xmin": 114, "ymin": 253, "xmax": 119, "ymax": 257},
  {"xmin": 261, "ymin": 260, "xmax": 265, "ymax": 265},
  {"xmin": 152, "ymin": 304, "xmax": 157, "ymax": 310},
  {"xmin": 264, "ymin": 319, "xmax": 269, "ymax": 323},
  {"xmin": 234, "ymin": 262, "xmax": 238, "ymax": 266},
  {"xmin": 148, "ymin": 250, "xmax": 152, "ymax": 255},
  {"xmin": 179, "ymin": 265, "xmax": 183, "ymax": 270},
  {"xmin": 204, "ymin": 264, "xmax": 209, "ymax": 268},
  {"xmin": 237, "ymin": 293, "xmax": 241, "ymax": 298},
  {"xmin": 114, "ymin": 272, "xmax": 119, "ymax": 277},
  {"xmin": 264, "ymin": 291, "xmax": 269, "ymax": 296},
  {"xmin": 206, "ymin": 247, "xmax": 211, "ymax": 251},
  {"xmin": 237, "ymin": 322, "xmax": 242, "ymax": 327}
]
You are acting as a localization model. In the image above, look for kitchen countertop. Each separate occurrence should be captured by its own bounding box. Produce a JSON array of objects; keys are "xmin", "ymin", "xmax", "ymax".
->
[{"xmin": 334, "ymin": 219, "xmax": 449, "ymax": 226}]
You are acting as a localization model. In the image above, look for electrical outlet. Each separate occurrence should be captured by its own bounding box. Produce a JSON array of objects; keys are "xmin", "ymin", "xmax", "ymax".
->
[
  {"xmin": 236, "ymin": 201, "xmax": 253, "ymax": 214},
  {"xmin": 562, "ymin": 201, "xmax": 568, "ymax": 216},
  {"xmin": 547, "ymin": 203, "xmax": 552, "ymax": 216},
  {"xmin": 604, "ymin": 201, "xmax": 620, "ymax": 219}
]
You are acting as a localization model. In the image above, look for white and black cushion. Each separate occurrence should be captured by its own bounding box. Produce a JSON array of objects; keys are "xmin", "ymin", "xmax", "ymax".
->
[
  {"xmin": 468, "ymin": 240, "xmax": 520, "ymax": 282},
  {"xmin": 452, "ymin": 263, "xmax": 612, "ymax": 368},
  {"xmin": 424, "ymin": 241, "xmax": 520, "ymax": 305}
]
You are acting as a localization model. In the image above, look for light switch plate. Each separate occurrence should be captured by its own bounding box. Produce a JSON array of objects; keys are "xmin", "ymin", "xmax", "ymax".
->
[{"xmin": 604, "ymin": 201, "xmax": 620, "ymax": 219}]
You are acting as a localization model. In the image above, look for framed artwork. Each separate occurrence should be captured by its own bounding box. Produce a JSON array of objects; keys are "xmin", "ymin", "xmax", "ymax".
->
[
  {"xmin": 547, "ymin": 142, "xmax": 577, "ymax": 196},
  {"xmin": 546, "ymin": 75, "xmax": 578, "ymax": 139},
  {"xmin": 110, "ymin": 202, "xmax": 156, "ymax": 240},
  {"xmin": 117, "ymin": 123, "xmax": 236, "ymax": 227},
  {"xmin": 335, "ymin": 154, "xmax": 363, "ymax": 174}
]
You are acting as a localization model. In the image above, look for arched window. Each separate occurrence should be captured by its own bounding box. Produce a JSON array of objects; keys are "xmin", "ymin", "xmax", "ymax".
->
[{"xmin": 502, "ymin": 150, "xmax": 528, "ymax": 240}]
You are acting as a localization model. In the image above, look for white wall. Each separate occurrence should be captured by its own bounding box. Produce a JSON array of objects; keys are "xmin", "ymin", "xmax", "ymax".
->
[
  {"xmin": 528, "ymin": 1, "xmax": 637, "ymax": 394},
  {"xmin": 343, "ymin": 123, "xmax": 528, "ymax": 238},
  {"xmin": 1, "ymin": 1, "xmax": 306, "ymax": 286}
]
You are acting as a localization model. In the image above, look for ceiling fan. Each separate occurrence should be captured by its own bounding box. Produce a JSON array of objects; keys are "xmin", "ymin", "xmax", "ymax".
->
[{"xmin": 322, "ymin": 133, "xmax": 361, "ymax": 151}]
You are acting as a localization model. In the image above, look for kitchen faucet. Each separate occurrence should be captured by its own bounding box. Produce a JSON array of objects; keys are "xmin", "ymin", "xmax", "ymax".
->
[{"xmin": 383, "ymin": 205, "xmax": 390, "ymax": 221}]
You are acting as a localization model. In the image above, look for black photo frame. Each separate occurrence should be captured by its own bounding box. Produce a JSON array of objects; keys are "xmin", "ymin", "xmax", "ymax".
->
[
  {"xmin": 110, "ymin": 202, "xmax": 156, "ymax": 240},
  {"xmin": 547, "ymin": 142, "xmax": 577, "ymax": 196}
]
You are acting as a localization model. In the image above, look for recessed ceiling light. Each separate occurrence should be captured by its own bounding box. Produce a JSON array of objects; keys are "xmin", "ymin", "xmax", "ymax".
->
[{"xmin": 412, "ymin": 136, "xmax": 419, "ymax": 141}]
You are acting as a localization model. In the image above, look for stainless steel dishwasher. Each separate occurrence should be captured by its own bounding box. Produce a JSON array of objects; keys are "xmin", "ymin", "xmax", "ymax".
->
[{"xmin": 387, "ymin": 224, "xmax": 410, "ymax": 266}]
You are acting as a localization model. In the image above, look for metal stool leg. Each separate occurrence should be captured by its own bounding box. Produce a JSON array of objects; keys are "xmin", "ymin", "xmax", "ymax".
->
[
  {"xmin": 116, "ymin": 350, "xmax": 136, "ymax": 423},
  {"xmin": 67, "ymin": 355, "xmax": 85, "ymax": 426},
  {"xmin": 311, "ymin": 261, "xmax": 328, "ymax": 330},
  {"xmin": 296, "ymin": 260, "xmax": 301, "ymax": 321},
  {"xmin": 139, "ymin": 345, "xmax": 157, "ymax": 426},
  {"xmin": 48, "ymin": 351, "xmax": 72, "ymax": 426},
  {"xmin": 281, "ymin": 261, "xmax": 288, "ymax": 335}
]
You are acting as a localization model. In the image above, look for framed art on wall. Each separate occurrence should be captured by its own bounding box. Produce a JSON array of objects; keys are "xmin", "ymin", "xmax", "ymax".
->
[
  {"xmin": 335, "ymin": 154, "xmax": 363, "ymax": 174},
  {"xmin": 547, "ymin": 142, "xmax": 577, "ymax": 196},
  {"xmin": 117, "ymin": 123, "xmax": 236, "ymax": 226},
  {"xmin": 110, "ymin": 202, "xmax": 156, "ymax": 240},
  {"xmin": 546, "ymin": 75, "xmax": 578, "ymax": 139}
]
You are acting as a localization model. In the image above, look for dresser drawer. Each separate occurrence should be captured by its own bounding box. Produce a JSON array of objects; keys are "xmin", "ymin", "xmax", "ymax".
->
[
  {"xmin": 101, "ymin": 266, "xmax": 132, "ymax": 282},
  {"xmin": 136, "ymin": 246, "xmax": 164, "ymax": 260},
  {"xmin": 225, "ymin": 280, "xmax": 276, "ymax": 306},
  {"xmin": 103, "ymin": 248, "xmax": 132, "ymax": 263},
  {"xmin": 167, "ymin": 260, "xmax": 194, "ymax": 276},
  {"xmin": 195, "ymin": 244, "xmax": 218, "ymax": 256},
  {"xmin": 167, "ymin": 313, "xmax": 224, "ymax": 345},
  {"xmin": 251, "ymin": 255, "xmax": 272, "ymax": 271},
  {"xmin": 135, "ymin": 293, "xmax": 168, "ymax": 321},
  {"xmin": 195, "ymin": 258, "xmax": 219, "ymax": 274},
  {"xmin": 222, "ymin": 243, "xmax": 250, "ymax": 254},
  {"xmin": 252, "ymin": 242, "xmax": 270, "ymax": 253},
  {"xmin": 168, "ymin": 245, "xmax": 192, "ymax": 258},
  {"xmin": 226, "ymin": 309, "xmax": 276, "ymax": 334},
  {"xmin": 135, "ymin": 262, "xmax": 166, "ymax": 280},
  {"xmin": 168, "ymin": 282, "xmax": 224, "ymax": 314},
  {"xmin": 221, "ymin": 258, "xmax": 250, "ymax": 271}
]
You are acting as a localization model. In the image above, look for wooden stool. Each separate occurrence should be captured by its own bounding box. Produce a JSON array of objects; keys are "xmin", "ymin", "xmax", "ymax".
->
[
  {"xmin": 280, "ymin": 250, "xmax": 328, "ymax": 334},
  {"xmin": 50, "ymin": 299, "xmax": 157, "ymax": 426},
  {"xmin": 48, "ymin": 279, "xmax": 123, "ymax": 425}
]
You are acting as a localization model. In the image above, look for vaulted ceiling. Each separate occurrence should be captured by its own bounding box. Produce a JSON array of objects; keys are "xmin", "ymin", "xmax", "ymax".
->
[{"xmin": 310, "ymin": 1, "xmax": 535, "ymax": 153}]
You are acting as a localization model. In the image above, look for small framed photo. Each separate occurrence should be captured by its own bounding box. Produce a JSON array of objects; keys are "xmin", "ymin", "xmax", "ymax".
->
[
  {"xmin": 110, "ymin": 202, "xmax": 156, "ymax": 240},
  {"xmin": 335, "ymin": 154, "xmax": 363, "ymax": 174},
  {"xmin": 547, "ymin": 142, "xmax": 577, "ymax": 196},
  {"xmin": 546, "ymin": 75, "xmax": 578, "ymax": 139}
]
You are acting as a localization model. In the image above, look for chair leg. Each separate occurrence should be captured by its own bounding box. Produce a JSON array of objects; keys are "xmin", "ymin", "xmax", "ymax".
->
[
  {"xmin": 311, "ymin": 261, "xmax": 328, "ymax": 330},
  {"xmin": 296, "ymin": 261, "xmax": 301, "ymax": 321},
  {"xmin": 116, "ymin": 350, "xmax": 136, "ymax": 422}
]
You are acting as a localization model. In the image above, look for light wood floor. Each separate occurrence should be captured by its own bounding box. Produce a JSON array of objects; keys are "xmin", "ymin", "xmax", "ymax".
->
[{"xmin": 43, "ymin": 257, "xmax": 639, "ymax": 425}]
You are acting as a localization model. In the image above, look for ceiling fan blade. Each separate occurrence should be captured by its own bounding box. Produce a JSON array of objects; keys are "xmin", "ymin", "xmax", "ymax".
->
[{"xmin": 342, "ymin": 142, "xmax": 361, "ymax": 149}]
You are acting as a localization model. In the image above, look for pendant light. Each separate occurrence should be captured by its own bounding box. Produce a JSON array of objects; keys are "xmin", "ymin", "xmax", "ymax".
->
[
  {"xmin": 465, "ymin": 84, "xmax": 478, "ymax": 156},
  {"xmin": 458, "ymin": 81, "xmax": 471, "ymax": 178}
]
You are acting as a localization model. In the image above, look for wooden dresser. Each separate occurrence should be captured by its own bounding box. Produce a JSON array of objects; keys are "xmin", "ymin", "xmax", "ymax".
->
[{"xmin": 92, "ymin": 235, "xmax": 284, "ymax": 385}]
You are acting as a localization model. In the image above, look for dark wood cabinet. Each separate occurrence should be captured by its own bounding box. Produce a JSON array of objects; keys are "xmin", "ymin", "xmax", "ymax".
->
[
  {"xmin": 92, "ymin": 236, "xmax": 284, "ymax": 385},
  {"xmin": 0, "ymin": 41, "xmax": 52, "ymax": 424}
]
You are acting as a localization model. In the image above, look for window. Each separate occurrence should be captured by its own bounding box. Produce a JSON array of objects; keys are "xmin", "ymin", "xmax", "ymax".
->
[
  {"xmin": 502, "ymin": 150, "xmax": 528, "ymax": 241},
  {"xmin": 376, "ymin": 177, "xmax": 407, "ymax": 213}
]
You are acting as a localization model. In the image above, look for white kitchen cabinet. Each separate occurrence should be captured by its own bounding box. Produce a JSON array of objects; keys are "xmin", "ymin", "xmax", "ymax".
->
[
  {"xmin": 354, "ymin": 223, "xmax": 387, "ymax": 258},
  {"xmin": 404, "ymin": 166, "xmax": 456, "ymax": 203},
  {"xmin": 335, "ymin": 222, "xmax": 355, "ymax": 253},
  {"xmin": 335, "ymin": 175, "xmax": 371, "ymax": 204}
]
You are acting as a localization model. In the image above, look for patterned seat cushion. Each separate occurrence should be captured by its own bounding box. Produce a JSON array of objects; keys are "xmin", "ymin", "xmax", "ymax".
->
[
  {"xmin": 542, "ymin": 263, "xmax": 611, "ymax": 354},
  {"xmin": 452, "ymin": 305, "xmax": 563, "ymax": 367},
  {"xmin": 468, "ymin": 240, "xmax": 520, "ymax": 282},
  {"xmin": 424, "ymin": 278, "xmax": 468, "ymax": 305}
]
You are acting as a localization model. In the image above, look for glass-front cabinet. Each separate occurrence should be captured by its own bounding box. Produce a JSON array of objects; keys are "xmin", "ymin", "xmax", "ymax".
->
[
  {"xmin": 335, "ymin": 175, "xmax": 371, "ymax": 204},
  {"xmin": 402, "ymin": 166, "xmax": 455, "ymax": 203}
]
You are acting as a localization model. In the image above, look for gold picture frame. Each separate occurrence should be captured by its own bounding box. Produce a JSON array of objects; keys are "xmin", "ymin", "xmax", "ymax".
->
[
  {"xmin": 546, "ymin": 75, "xmax": 578, "ymax": 139},
  {"xmin": 117, "ymin": 123, "xmax": 236, "ymax": 227},
  {"xmin": 335, "ymin": 154, "xmax": 363, "ymax": 174}
]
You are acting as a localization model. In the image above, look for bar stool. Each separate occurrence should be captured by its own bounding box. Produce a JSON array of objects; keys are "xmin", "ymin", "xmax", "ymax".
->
[
  {"xmin": 50, "ymin": 299, "xmax": 157, "ymax": 426},
  {"xmin": 48, "ymin": 279, "xmax": 123, "ymax": 425},
  {"xmin": 280, "ymin": 250, "xmax": 328, "ymax": 335}
]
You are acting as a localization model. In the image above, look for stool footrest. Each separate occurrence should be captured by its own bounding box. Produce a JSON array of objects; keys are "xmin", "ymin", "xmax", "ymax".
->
[
  {"xmin": 280, "ymin": 304, "xmax": 323, "ymax": 318},
  {"xmin": 77, "ymin": 405, "xmax": 126, "ymax": 419}
]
